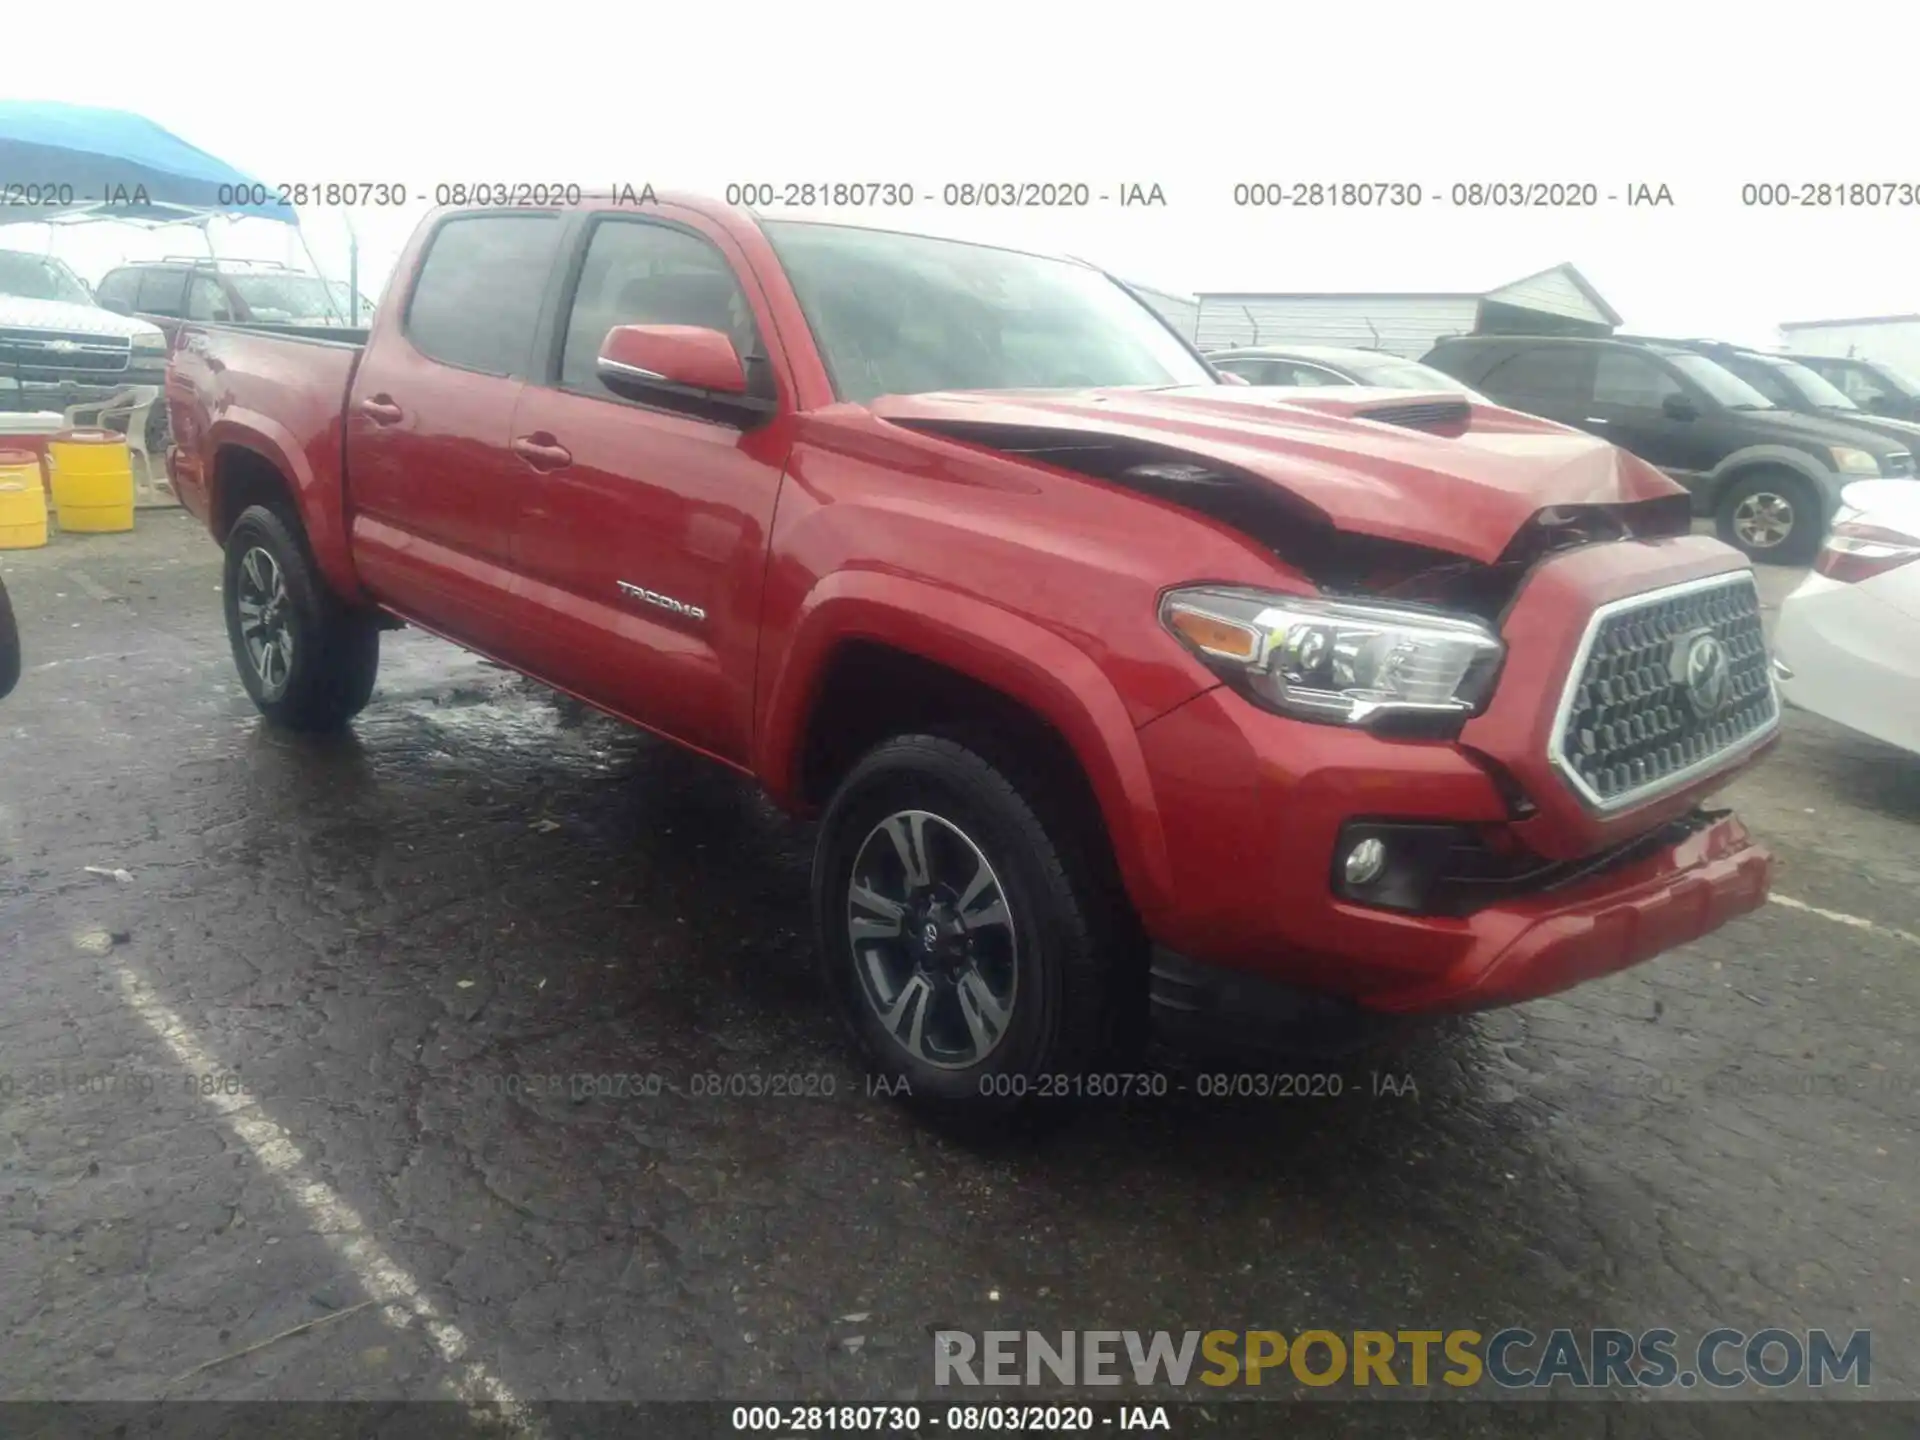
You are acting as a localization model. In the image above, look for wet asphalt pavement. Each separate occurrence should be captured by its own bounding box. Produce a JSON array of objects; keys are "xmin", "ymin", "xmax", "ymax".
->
[{"xmin": 0, "ymin": 512, "xmax": 1915, "ymax": 1431}]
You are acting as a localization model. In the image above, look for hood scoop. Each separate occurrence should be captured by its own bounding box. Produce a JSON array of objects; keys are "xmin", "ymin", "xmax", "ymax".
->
[{"xmin": 1352, "ymin": 398, "xmax": 1472, "ymax": 432}]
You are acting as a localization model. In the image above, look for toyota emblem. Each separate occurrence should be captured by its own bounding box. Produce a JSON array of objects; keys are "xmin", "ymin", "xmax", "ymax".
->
[{"xmin": 1681, "ymin": 632, "xmax": 1731, "ymax": 717}]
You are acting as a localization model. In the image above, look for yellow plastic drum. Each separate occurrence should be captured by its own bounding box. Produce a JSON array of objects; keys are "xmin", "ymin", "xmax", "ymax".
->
[
  {"xmin": 48, "ymin": 427, "xmax": 136, "ymax": 534},
  {"xmin": 0, "ymin": 449, "xmax": 50, "ymax": 549}
]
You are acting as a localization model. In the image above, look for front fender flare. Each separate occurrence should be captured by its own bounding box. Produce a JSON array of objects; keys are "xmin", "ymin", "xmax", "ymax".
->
[
  {"xmin": 1704, "ymin": 445, "xmax": 1841, "ymax": 515},
  {"xmin": 757, "ymin": 570, "xmax": 1182, "ymax": 930}
]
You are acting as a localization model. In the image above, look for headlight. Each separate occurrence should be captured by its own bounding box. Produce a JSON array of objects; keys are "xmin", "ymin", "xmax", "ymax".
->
[
  {"xmin": 1830, "ymin": 446, "xmax": 1883, "ymax": 475},
  {"xmin": 1160, "ymin": 586, "xmax": 1505, "ymax": 726},
  {"xmin": 131, "ymin": 332, "xmax": 166, "ymax": 353}
]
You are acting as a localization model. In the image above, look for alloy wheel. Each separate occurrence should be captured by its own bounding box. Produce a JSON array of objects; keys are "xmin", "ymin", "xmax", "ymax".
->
[
  {"xmin": 235, "ymin": 546, "xmax": 295, "ymax": 700},
  {"xmin": 846, "ymin": 809, "xmax": 1019, "ymax": 1070},
  {"xmin": 1732, "ymin": 491, "xmax": 1794, "ymax": 550}
]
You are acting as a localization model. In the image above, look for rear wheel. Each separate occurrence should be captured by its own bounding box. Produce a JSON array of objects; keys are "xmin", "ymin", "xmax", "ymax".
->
[
  {"xmin": 813, "ymin": 734, "xmax": 1134, "ymax": 1122},
  {"xmin": 222, "ymin": 505, "xmax": 379, "ymax": 730},
  {"xmin": 1716, "ymin": 469, "xmax": 1822, "ymax": 564}
]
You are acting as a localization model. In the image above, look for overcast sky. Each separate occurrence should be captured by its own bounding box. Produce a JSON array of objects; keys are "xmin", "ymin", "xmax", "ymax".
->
[{"xmin": 7, "ymin": 0, "xmax": 1916, "ymax": 347}]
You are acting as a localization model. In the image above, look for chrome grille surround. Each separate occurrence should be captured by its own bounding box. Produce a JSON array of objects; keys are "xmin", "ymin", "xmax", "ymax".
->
[
  {"xmin": 0, "ymin": 327, "xmax": 133, "ymax": 374},
  {"xmin": 1549, "ymin": 571, "xmax": 1779, "ymax": 812}
]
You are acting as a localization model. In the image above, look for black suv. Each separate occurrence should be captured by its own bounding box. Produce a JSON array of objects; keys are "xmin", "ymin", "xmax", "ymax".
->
[
  {"xmin": 1786, "ymin": 353, "xmax": 1920, "ymax": 423},
  {"xmin": 1422, "ymin": 334, "xmax": 1915, "ymax": 563},
  {"xmin": 94, "ymin": 259, "xmax": 367, "ymax": 330},
  {"xmin": 1634, "ymin": 339, "xmax": 1920, "ymax": 456}
]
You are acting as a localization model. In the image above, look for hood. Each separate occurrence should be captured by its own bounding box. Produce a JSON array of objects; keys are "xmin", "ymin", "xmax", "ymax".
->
[
  {"xmin": 1728, "ymin": 404, "xmax": 1912, "ymax": 457},
  {"xmin": 870, "ymin": 385, "xmax": 1683, "ymax": 565},
  {"xmin": 1809, "ymin": 407, "xmax": 1920, "ymax": 452},
  {"xmin": 0, "ymin": 294, "xmax": 164, "ymax": 343}
]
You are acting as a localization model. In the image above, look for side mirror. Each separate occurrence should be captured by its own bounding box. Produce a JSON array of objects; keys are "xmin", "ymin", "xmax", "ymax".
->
[
  {"xmin": 0, "ymin": 574, "xmax": 19, "ymax": 701},
  {"xmin": 1662, "ymin": 392, "xmax": 1699, "ymax": 422},
  {"xmin": 597, "ymin": 324, "xmax": 776, "ymax": 427},
  {"xmin": 99, "ymin": 298, "xmax": 133, "ymax": 316}
]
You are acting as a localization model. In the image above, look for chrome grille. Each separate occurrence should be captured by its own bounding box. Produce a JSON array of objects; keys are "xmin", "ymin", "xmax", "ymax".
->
[
  {"xmin": 0, "ymin": 327, "xmax": 132, "ymax": 374},
  {"xmin": 1550, "ymin": 572, "xmax": 1777, "ymax": 811}
]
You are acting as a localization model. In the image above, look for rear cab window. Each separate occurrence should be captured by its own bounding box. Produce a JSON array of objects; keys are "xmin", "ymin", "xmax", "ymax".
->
[{"xmin": 405, "ymin": 213, "xmax": 564, "ymax": 376}]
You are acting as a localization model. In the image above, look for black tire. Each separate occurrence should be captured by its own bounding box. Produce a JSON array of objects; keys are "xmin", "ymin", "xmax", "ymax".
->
[
  {"xmin": 222, "ymin": 504, "xmax": 379, "ymax": 730},
  {"xmin": 812, "ymin": 733, "xmax": 1136, "ymax": 1123},
  {"xmin": 1715, "ymin": 469, "xmax": 1823, "ymax": 564},
  {"xmin": 0, "ymin": 574, "xmax": 19, "ymax": 701}
]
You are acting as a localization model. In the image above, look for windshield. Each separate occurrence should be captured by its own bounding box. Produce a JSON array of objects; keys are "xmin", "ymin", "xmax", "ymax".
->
[
  {"xmin": 1872, "ymin": 362, "xmax": 1920, "ymax": 394},
  {"xmin": 1666, "ymin": 352, "xmax": 1775, "ymax": 408},
  {"xmin": 328, "ymin": 280, "xmax": 370, "ymax": 317},
  {"xmin": 1765, "ymin": 357, "xmax": 1856, "ymax": 409},
  {"xmin": 1337, "ymin": 354, "xmax": 1478, "ymax": 394},
  {"xmin": 762, "ymin": 221, "xmax": 1215, "ymax": 402},
  {"xmin": 227, "ymin": 274, "xmax": 343, "ymax": 321},
  {"xmin": 0, "ymin": 250, "xmax": 93, "ymax": 306}
]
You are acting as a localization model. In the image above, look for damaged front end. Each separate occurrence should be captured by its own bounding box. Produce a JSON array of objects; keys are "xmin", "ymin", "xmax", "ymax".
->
[{"xmin": 887, "ymin": 407, "xmax": 1693, "ymax": 623}]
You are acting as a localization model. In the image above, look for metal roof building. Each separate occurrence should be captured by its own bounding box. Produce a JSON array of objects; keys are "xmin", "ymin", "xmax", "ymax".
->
[
  {"xmin": 1777, "ymin": 314, "xmax": 1920, "ymax": 372},
  {"xmin": 1193, "ymin": 263, "xmax": 1622, "ymax": 357}
]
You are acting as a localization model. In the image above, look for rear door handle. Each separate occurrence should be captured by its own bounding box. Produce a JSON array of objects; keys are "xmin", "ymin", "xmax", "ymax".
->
[
  {"xmin": 511, "ymin": 434, "xmax": 573, "ymax": 471},
  {"xmin": 359, "ymin": 395, "xmax": 404, "ymax": 425}
]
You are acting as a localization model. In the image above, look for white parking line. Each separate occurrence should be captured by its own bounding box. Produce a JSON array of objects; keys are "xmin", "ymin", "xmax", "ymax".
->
[
  {"xmin": 1770, "ymin": 893, "xmax": 1920, "ymax": 950},
  {"xmin": 115, "ymin": 966, "xmax": 539, "ymax": 1429}
]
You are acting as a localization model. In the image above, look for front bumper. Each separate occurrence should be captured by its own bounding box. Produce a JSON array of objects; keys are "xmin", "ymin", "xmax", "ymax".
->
[
  {"xmin": 0, "ymin": 363, "xmax": 168, "ymax": 411},
  {"xmin": 1130, "ymin": 536, "xmax": 1776, "ymax": 1028},
  {"xmin": 1151, "ymin": 810, "xmax": 1767, "ymax": 1047}
]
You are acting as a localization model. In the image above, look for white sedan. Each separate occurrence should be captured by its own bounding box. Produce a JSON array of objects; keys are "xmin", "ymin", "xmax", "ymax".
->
[{"xmin": 1771, "ymin": 480, "xmax": 1920, "ymax": 755}]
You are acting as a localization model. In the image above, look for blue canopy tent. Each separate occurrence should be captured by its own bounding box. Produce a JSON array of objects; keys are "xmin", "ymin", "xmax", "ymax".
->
[
  {"xmin": 0, "ymin": 100, "xmax": 357, "ymax": 325},
  {"xmin": 0, "ymin": 100, "xmax": 294, "ymax": 224}
]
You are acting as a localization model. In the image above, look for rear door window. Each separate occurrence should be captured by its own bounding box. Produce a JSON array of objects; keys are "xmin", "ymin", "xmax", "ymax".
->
[
  {"xmin": 187, "ymin": 275, "xmax": 231, "ymax": 322},
  {"xmin": 95, "ymin": 269, "xmax": 139, "ymax": 309},
  {"xmin": 1477, "ymin": 345, "xmax": 1596, "ymax": 408},
  {"xmin": 1594, "ymin": 351, "xmax": 1685, "ymax": 408},
  {"xmin": 135, "ymin": 267, "xmax": 189, "ymax": 317},
  {"xmin": 406, "ymin": 214, "xmax": 564, "ymax": 376}
]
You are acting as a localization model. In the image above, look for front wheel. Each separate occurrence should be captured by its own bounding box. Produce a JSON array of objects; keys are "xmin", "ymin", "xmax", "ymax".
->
[
  {"xmin": 223, "ymin": 505, "xmax": 379, "ymax": 730},
  {"xmin": 1716, "ymin": 470, "xmax": 1823, "ymax": 564},
  {"xmin": 812, "ymin": 734, "xmax": 1130, "ymax": 1120}
]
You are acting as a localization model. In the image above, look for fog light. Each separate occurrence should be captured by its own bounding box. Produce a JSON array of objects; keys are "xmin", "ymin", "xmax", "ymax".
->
[
  {"xmin": 1771, "ymin": 656, "xmax": 1794, "ymax": 681},
  {"xmin": 1344, "ymin": 837, "xmax": 1388, "ymax": 886}
]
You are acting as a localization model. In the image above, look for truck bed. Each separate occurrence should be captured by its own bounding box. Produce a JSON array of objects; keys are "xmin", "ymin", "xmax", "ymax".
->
[{"xmin": 165, "ymin": 321, "xmax": 367, "ymax": 599}]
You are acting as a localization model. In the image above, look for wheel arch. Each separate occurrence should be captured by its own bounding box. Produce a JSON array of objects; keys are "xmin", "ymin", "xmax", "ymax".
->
[
  {"xmin": 1703, "ymin": 446, "xmax": 1837, "ymax": 513},
  {"xmin": 758, "ymin": 572, "xmax": 1181, "ymax": 932}
]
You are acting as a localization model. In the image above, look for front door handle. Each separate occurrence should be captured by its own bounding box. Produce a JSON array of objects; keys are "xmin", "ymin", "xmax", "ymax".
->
[
  {"xmin": 511, "ymin": 434, "xmax": 573, "ymax": 471},
  {"xmin": 359, "ymin": 395, "xmax": 404, "ymax": 425}
]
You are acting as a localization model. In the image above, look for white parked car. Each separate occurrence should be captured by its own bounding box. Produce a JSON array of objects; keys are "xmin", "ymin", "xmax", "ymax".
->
[{"xmin": 1772, "ymin": 479, "xmax": 1920, "ymax": 756}]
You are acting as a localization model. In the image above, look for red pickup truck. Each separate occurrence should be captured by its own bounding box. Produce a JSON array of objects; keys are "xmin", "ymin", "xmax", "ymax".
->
[{"xmin": 165, "ymin": 194, "xmax": 1779, "ymax": 1112}]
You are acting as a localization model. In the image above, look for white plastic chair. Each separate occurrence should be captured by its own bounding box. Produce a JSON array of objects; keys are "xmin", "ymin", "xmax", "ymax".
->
[{"xmin": 63, "ymin": 386, "xmax": 173, "ymax": 506}]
